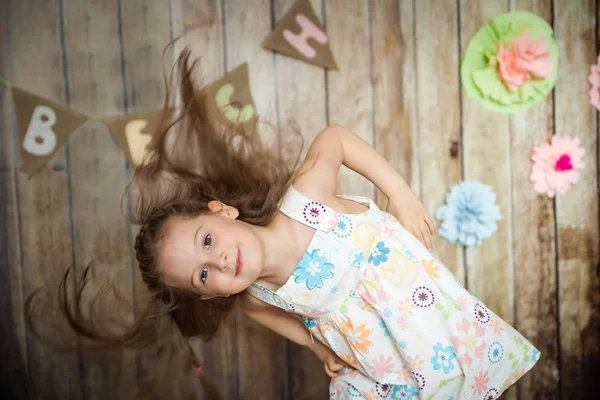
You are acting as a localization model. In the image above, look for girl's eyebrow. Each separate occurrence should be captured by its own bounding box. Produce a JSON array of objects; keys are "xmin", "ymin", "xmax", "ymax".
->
[{"xmin": 193, "ymin": 224, "xmax": 203, "ymax": 245}]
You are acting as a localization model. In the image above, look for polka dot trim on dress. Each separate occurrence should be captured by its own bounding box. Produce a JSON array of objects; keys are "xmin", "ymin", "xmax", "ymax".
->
[
  {"xmin": 487, "ymin": 341, "xmax": 504, "ymax": 364},
  {"xmin": 474, "ymin": 303, "xmax": 491, "ymax": 324},
  {"xmin": 303, "ymin": 201, "xmax": 326, "ymax": 225},
  {"xmin": 412, "ymin": 371, "xmax": 426, "ymax": 390},
  {"xmin": 412, "ymin": 286, "xmax": 435, "ymax": 308}
]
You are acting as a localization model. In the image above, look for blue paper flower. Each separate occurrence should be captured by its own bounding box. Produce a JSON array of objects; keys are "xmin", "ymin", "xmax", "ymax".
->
[{"xmin": 435, "ymin": 181, "xmax": 502, "ymax": 247}]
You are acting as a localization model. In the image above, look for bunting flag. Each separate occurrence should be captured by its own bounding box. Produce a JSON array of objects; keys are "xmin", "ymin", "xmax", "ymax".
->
[
  {"xmin": 12, "ymin": 88, "xmax": 88, "ymax": 177},
  {"xmin": 204, "ymin": 62, "xmax": 258, "ymax": 133},
  {"xmin": 261, "ymin": 0, "xmax": 338, "ymax": 69},
  {"xmin": 104, "ymin": 109, "xmax": 167, "ymax": 167}
]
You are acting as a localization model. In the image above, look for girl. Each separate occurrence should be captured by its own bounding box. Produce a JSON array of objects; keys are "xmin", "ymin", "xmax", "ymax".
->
[{"xmin": 27, "ymin": 48, "xmax": 539, "ymax": 399}]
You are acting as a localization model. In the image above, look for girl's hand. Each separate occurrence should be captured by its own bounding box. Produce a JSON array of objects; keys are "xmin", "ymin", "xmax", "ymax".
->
[
  {"xmin": 322, "ymin": 353, "xmax": 351, "ymax": 378},
  {"xmin": 386, "ymin": 190, "xmax": 436, "ymax": 252}
]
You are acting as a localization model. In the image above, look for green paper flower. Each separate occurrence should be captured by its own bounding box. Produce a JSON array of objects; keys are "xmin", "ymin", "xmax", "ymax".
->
[{"xmin": 461, "ymin": 11, "xmax": 558, "ymax": 114}]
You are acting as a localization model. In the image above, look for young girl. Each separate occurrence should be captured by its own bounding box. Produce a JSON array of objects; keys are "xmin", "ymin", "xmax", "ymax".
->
[{"xmin": 29, "ymin": 48, "xmax": 539, "ymax": 399}]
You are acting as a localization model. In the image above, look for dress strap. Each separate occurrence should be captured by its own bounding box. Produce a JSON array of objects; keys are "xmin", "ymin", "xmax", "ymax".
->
[
  {"xmin": 246, "ymin": 282, "xmax": 291, "ymax": 311},
  {"xmin": 279, "ymin": 185, "xmax": 339, "ymax": 231}
]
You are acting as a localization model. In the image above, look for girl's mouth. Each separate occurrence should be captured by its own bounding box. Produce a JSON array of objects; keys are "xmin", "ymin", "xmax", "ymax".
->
[{"xmin": 235, "ymin": 248, "xmax": 243, "ymax": 276}]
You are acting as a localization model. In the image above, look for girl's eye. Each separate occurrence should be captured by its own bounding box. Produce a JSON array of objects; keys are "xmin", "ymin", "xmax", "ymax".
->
[
  {"xmin": 203, "ymin": 234, "xmax": 211, "ymax": 249},
  {"xmin": 200, "ymin": 267, "xmax": 208, "ymax": 283}
]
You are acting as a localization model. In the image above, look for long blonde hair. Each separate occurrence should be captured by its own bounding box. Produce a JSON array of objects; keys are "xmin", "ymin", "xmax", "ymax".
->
[{"xmin": 25, "ymin": 45, "xmax": 304, "ymax": 399}]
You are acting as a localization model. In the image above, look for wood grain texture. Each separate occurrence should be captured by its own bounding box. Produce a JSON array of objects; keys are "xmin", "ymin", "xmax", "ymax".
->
[
  {"xmin": 7, "ymin": 0, "xmax": 83, "ymax": 398},
  {"xmin": 326, "ymin": 0, "xmax": 374, "ymax": 197},
  {"xmin": 371, "ymin": 0, "xmax": 419, "ymax": 209},
  {"xmin": 415, "ymin": 0, "xmax": 465, "ymax": 283},
  {"xmin": 507, "ymin": 2, "xmax": 560, "ymax": 399},
  {"xmin": 118, "ymin": 0, "xmax": 174, "ymax": 396},
  {"xmin": 0, "ymin": 3, "xmax": 30, "ymax": 398},
  {"xmin": 60, "ymin": 0, "xmax": 136, "ymax": 398},
  {"xmin": 273, "ymin": 1, "xmax": 331, "ymax": 398},
  {"xmin": 224, "ymin": 1, "xmax": 287, "ymax": 398},
  {"xmin": 554, "ymin": 0, "xmax": 600, "ymax": 398}
]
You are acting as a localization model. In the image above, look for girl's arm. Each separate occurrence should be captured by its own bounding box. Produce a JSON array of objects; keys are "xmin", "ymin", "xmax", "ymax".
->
[
  {"xmin": 299, "ymin": 125, "xmax": 435, "ymax": 250},
  {"xmin": 239, "ymin": 292, "xmax": 349, "ymax": 377}
]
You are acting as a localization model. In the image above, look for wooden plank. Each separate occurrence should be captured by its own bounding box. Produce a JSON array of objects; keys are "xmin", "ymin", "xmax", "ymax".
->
[
  {"xmin": 372, "ymin": 0, "xmax": 420, "ymax": 209},
  {"xmin": 415, "ymin": 1, "xmax": 464, "ymax": 282},
  {"xmin": 459, "ymin": 0, "xmax": 515, "ymax": 357},
  {"xmin": 325, "ymin": 0, "xmax": 373, "ymax": 197},
  {"xmin": 60, "ymin": 0, "xmax": 136, "ymax": 397},
  {"xmin": 554, "ymin": 0, "xmax": 600, "ymax": 398},
  {"xmin": 223, "ymin": 1, "xmax": 287, "ymax": 399},
  {"xmin": 118, "ymin": 0, "xmax": 175, "ymax": 397},
  {"xmin": 507, "ymin": 2, "xmax": 560, "ymax": 399},
  {"xmin": 169, "ymin": 2, "xmax": 238, "ymax": 399},
  {"xmin": 272, "ymin": 0, "xmax": 329, "ymax": 398},
  {"xmin": 0, "ymin": 3, "xmax": 30, "ymax": 397},
  {"xmin": 6, "ymin": 0, "xmax": 82, "ymax": 398}
]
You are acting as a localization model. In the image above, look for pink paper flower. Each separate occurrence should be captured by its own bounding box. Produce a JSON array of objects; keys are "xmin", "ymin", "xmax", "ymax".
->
[
  {"xmin": 588, "ymin": 56, "xmax": 600, "ymax": 110},
  {"xmin": 497, "ymin": 32, "xmax": 553, "ymax": 91},
  {"xmin": 530, "ymin": 136, "xmax": 585, "ymax": 197}
]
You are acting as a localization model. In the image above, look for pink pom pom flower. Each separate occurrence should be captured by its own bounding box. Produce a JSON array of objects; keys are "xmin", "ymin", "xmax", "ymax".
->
[
  {"xmin": 530, "ymin": 136, "xmax": 585, "ymax": 197},
  {"xmin": 588, "ymin": 55, "xmax": 600, "ymax": 110}
]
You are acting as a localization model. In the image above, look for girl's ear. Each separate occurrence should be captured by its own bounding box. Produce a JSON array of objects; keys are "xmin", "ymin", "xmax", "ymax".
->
[{"xmin": 207, "ymin": 201, "xmax": 239, "ymax": 219}]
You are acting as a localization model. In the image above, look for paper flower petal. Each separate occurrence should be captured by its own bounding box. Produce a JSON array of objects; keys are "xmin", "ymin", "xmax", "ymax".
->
[
  {"xmin": 435, "ymin": 181, "xmax": 502, "ymax": 247},
  {"xmin": 530, "ymin": 136, "xmax": 585, "ymax": 197},
  {"xmin": 588, "ymin": 56, "xmax": 600, "ymax": 111},
  {"xmin": 461, "ymin": 11, "xmax": 559, "ymax": 114}
]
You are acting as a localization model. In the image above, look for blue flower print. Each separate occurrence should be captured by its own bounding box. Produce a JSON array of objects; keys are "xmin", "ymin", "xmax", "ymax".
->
[
  {"xmin": 390, "ymin": 384, "xmax": 418, "ymax": 400},
  {"xmin": 398, "ymin": 340, "xmax": 408, "ymax": 350},
  {"xmin": 330, "ymin": 286, "xmax": 340, "ymax": 294},
  {"xmin": 333, "ymin": 215, "xmax": 353, "ymax": 238},
  {"xmin": 487, "ymin": 341, "xmax": 504, "ymax": 364},
  {"xmin": 378, "ymin": 320, "xmax": 391, "ymax": 337},
  {"xmin": 303, "ymin": 318, "xmax": 315, "ymax": 329},
  {"xmin": 430, "ymin": 343, "xmax": 457, "ymax": 374},
  {"xmin": 531, "ymin": 348, "xmax": 541, "ymax": 363},
  {"xmin": 368, "ymin": 241, "xmax": 390, "ymax": 266},
  {"xmin": 384, "ymin": 308, "xmax": 392, "ymax": 318},
  {"xmin": 293, "ymin": 249, "xmax": 335, "ymax": 290},
  {"xmin": 348, "ymin": 248, "xmax": 365, "ymax": 269}
]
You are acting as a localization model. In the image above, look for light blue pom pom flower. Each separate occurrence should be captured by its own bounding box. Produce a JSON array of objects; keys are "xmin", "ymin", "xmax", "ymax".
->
[{"xmin": 435, "ymin": 181, "xmax": 502, "ymax": 247}]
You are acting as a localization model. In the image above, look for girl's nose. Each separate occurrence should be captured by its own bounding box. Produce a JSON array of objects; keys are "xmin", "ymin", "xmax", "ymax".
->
[{"xmin": 217, "ymin": 250, "xmax": 228, "ymax": 271}]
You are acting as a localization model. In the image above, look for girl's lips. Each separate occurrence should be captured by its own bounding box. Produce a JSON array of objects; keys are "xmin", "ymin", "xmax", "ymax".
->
[{"xmin": 235, "ymin": 248, "xmax": 243, "ymax": 276}]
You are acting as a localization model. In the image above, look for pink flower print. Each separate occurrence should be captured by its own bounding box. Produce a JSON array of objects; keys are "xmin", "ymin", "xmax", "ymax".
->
[
  {"xmin": 398, "ymin": 297, "xmax": 415, "ymax": 317},
  {"xmin": 397, "ymin": 316, "xmax": 409, "ymax": 330},
  {"xmin": 326, "ymin": 213, "xmax": 339, "ymax": 230},
  {"xmin": 407, "ymin": 355, "xmax": 425, "ymax": 372},
  {"xmin": 457, "ymin": 296, "xmax": 469, "ymax": 310},
  {"xmin": 530, "ymin": 135, "xmax": 585, "ymax": 197},
  {"xmin": 371, "ymin": 355, "xmax": 396, "ymax": 380},
  {"xmin": 451, "ymin": 318, "xmax": 487, "ymax": 367},
  {"xmin": 384, "ymin": 225, "xmax": 398, "ymax": 238},
  {"xmin": 497, "ymin": 31, "xmax": 552, "ymax": 91},
  {"xmin": 471, "ymin": 370, "xmax": 489, "ymax": 396}
]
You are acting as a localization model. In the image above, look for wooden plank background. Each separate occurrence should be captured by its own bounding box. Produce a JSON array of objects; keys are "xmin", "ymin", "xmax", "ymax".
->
[{"xmin": 1, "ymin": 0, "xmax": 598, "ymax": 399}]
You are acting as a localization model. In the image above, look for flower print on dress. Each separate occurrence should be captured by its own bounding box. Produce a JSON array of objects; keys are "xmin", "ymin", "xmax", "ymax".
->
[
  {"xmin": 487, "ymin": 341, "xmax": 504, "ymax": 364},
  {"xmin": 333, "ymin": 214, "xmax": 353, "ymax": 238},
  {"xmin": 378, "ymin": 320, "xmax": 392, "ymax": 338},
  {"xmin": 302, "ymin": 201, "xmax": 326, "ymax": 225},
  {"xmin": 412, "ymin": 286, "xmax": 435, "ymax": 308},
  {"xmin": 346, "ymin": 384, "xmax": 363, "ymax": 398},
  {"xmin": 422, "ymin": 258, "xmax": 441, "ymax": 279},
  {"xmin": 341, "ymin": 319, "xmax": 374, "ymax": 353},
  {"xmin": 348, "ymin": 247, "xmax": 365, "ymax": 269},
  {"xmin": 484, "ymin": 388, "xmax": 500, "ymax": 400},
  {"xmin": 451, "ymin": 318, "xmax": 487, "ymax": 367},
  {"xmin": 430, "ymin": 342, "xmax": 457, "ymax": 374},
  {"xmin": 474, "ymin": 303, "xmax": 491, "ymax": 324},
  {"xmin": 368, "ymin": 241, "xmax": 390, "ymax": 266},
  {"xmin": 303, "ymin": 317, "xmax": 316, "ymax": 329},
  {"xmin": 390, "ymin": 384, "xmax": 418, "ymax": 400},
  {"xmin": 371, "ymin": 355, "xmax": 396, "ymax": 380},
  {"xmin": 407, "ymin": 355, "xmax": 425, "ymax": 372},
  {"xmin": 293, "ymin": 249, "xmax": 335, "ymax": 290},
  {"xmin": 471, "ymin": 371, "xmax": 489, "ymax": 397},
  {"xmin": 507, "ymin": 335, "xmax": 531, "ymax": 370},
  {"xmin": 375, "ymin": 383, "xmax": 392, "ymax": 398},
  {"xmin": 531, "ymin": 348, "xmax": 541, "ymax": 363}
]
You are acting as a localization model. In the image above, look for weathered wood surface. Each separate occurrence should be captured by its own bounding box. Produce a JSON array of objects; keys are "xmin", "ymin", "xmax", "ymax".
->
[{"xmin": 0, "ymin": 1, "xmax": 598, "ymax": 399}]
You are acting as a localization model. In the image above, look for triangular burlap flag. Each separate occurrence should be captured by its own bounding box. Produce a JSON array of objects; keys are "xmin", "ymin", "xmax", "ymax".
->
[
  {"xmin": 204, "ymin": 62, "xmax": 258, "ymax": 134},
  {"xmin": 261, "ymin": 0, "xmax": 337, "ymax": 69},
  {"xmin": 12, "ymin": 88, "xmax": 88, "ymax": 177},
  {"xmin": 104, "ymin": 109, "xmax": 167, "ymax": 167}
]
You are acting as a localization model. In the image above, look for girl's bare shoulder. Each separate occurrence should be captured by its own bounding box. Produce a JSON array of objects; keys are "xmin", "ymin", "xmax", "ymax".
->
[{"xmin": 292, "ymin": 156, "xmax": 339, "ymax": 208}]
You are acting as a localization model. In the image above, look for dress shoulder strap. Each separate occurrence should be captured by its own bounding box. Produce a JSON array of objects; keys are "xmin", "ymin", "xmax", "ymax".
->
[
  {"xmin": 278, "ymin": 185, "xmax": 339, "ymax": 231},
  {"xmin": 246, "ymin": 282, "xmax": 291, "ymax": 311}
]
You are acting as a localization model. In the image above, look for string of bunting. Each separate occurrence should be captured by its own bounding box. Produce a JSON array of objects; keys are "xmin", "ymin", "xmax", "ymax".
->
[{"xmin": 0, "ymin": 0, "xmax": 337, "ymax": 177}]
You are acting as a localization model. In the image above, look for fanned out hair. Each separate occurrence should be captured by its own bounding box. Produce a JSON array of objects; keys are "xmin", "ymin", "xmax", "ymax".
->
[{"xmin": 24, "ymin": 42, "xmax": 304, "ymax": 399}]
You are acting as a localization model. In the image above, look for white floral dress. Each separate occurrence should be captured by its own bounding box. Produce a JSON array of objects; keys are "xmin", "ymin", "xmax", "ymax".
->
[{"xmin": 247, "ymin": 185, "xmax": 539, "ymax": 399}]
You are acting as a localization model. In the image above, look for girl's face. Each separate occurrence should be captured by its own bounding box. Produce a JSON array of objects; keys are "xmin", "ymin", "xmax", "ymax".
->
[{"xmin": 159, "ymin": 202, "xmax": 265, "ymax": 299}]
